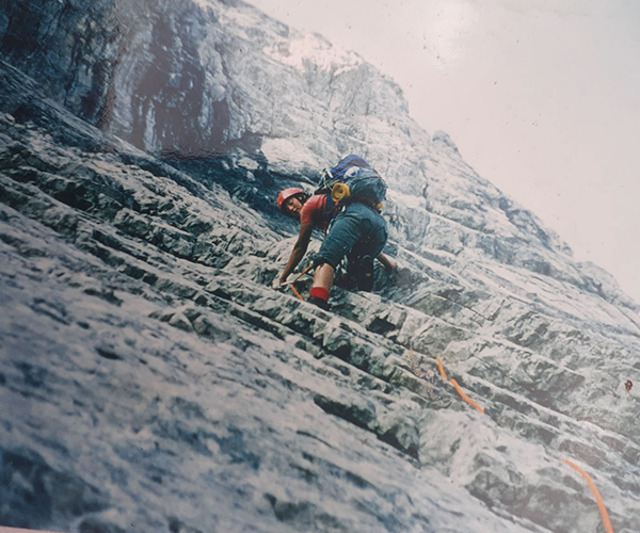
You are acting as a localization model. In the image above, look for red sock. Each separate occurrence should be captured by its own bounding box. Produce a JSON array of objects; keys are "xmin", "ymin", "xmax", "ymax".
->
[{"xmin": 309, "ymin": 286, "xmax": 330, "ymax": 302}]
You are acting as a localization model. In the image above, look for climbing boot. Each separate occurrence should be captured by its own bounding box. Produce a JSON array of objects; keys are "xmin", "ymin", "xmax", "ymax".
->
[{"xmin": 307, "ymin": 296, "xmax": 330, "ymax": 310}]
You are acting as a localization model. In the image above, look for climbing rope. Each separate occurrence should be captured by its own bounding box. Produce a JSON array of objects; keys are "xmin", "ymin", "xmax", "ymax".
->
[
  {"xmin": 290, "ymin": 284, "xmax": 304, "ymax": 301},
  {"xmin": 436, "ymin": 356, "xmax": 448, "ymax": 380},
  {"xmin": 562, "ymin": 458, "xmax": 614, "ymax": 533},
  {"xmin": 448, "ymin": 378, "xmax": 485, "ymax": 414},
  {"xmin": 289, "ymin": 264, "xmax": 314, "ymax": 301},
  {"xmin": 408, "ymin": 349, "xmax": 616, "ymax": 528},
  {"xmin": 435, "ymin": 356, "xmax": 485, "ymax": 414}
]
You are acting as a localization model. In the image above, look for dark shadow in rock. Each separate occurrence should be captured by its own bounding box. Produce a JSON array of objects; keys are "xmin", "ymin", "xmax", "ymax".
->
[{"xmin": 0, "ymin": 447, "xmax": 108, "ymax": 530}]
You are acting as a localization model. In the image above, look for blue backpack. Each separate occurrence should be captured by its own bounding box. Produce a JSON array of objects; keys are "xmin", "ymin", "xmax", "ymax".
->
[{"xmin": 316, "ymin": 154, "xmax": 387, "ymax": 210}]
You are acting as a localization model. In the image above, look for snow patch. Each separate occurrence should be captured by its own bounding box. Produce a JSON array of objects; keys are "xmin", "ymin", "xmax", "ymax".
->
[
  {"xmin": 216, "ymin": 1, "xmax": 269, "ymax": 30},
  {"xmin": 261, "ymin": 138, "xmax": 321, "ymax": 175},
  {"xmin": 264, "ymin": 33, "xmax": 362, "ymax": 73},
  {"xmin": 191, "ymin": 0, "xmax": 215, "ymax": 12}
]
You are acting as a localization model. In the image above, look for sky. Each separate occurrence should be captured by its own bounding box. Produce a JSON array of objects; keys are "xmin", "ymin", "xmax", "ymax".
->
[{"xmin": 248, "ymin": 0, "xmax": 640, "ymax": 304}]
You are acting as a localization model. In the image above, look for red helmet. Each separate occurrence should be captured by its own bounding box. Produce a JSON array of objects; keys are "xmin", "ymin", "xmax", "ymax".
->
[{"xmin": 277, "ymin": 187, "xmax": 306, "ymax": 212}]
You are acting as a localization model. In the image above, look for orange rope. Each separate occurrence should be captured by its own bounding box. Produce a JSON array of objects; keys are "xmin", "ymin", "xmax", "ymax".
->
[
  {"xmin": 288, "ymin": 264, "xmax": 314, "ymax": 301},
  {"xmin": 289, "ymin": 283, "xmax": 304, "ymax": 301},
  {"xmin": 449, "ymin": 378, "xmax": 485, "ymax": 414},
  {"xmin": 293, "ymin": 263, "xmax": 314, "ymax": 282},
  {"xmin": 431, "ymin": 357, "xmax": 614, "ymax": 526},
  {"xmin": 562, "ymin": 458, "xmax": 614, "ymax": 533},
  {"xmin": 403, "ymin": 350, "xmax": 613, "ymax": 528},
  {"xmin": 436, "ymin": 356, "xmax": 448, "ymax": 380},
  {"xmin": 436, "ymin": 357, "xmax": 484, "ymax": 414}
]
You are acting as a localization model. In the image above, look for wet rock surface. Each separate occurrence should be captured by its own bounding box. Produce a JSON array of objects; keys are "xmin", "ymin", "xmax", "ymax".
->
[{"xmin": 1, "ymin": 2, "xmax": 640, "ymax": 532}]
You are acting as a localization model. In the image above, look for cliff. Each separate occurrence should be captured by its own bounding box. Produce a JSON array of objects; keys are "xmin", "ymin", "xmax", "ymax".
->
[{"xmin": 1, "ymin": 1, "xmax": 639, "ymax": 532}]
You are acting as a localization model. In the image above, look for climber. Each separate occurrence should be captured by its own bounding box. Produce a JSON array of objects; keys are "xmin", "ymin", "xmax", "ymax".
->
[{"xmin": 276, "ymin": 163, "xmax": 396, "ymax": 310}]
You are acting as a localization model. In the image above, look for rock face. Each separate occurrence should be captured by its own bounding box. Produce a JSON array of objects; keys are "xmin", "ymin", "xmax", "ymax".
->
[{"xmin": 1, "ymin": 1, "xmax": 639, "ymax": 532}]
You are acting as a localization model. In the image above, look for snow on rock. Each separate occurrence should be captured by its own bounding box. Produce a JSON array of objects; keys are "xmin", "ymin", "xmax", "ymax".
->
[
  {"xmin": 1, "ymin": 2, "xmax": 640, "ymax": 532},
  {"xmin": 264, "ymin": 32, "xmax": 363, "ymax": 73}
]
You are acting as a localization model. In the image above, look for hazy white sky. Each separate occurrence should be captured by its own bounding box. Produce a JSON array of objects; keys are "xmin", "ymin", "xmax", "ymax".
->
[{"xmin": 249, "ymin": 0, "xmax": 640, "ymax": 303}]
